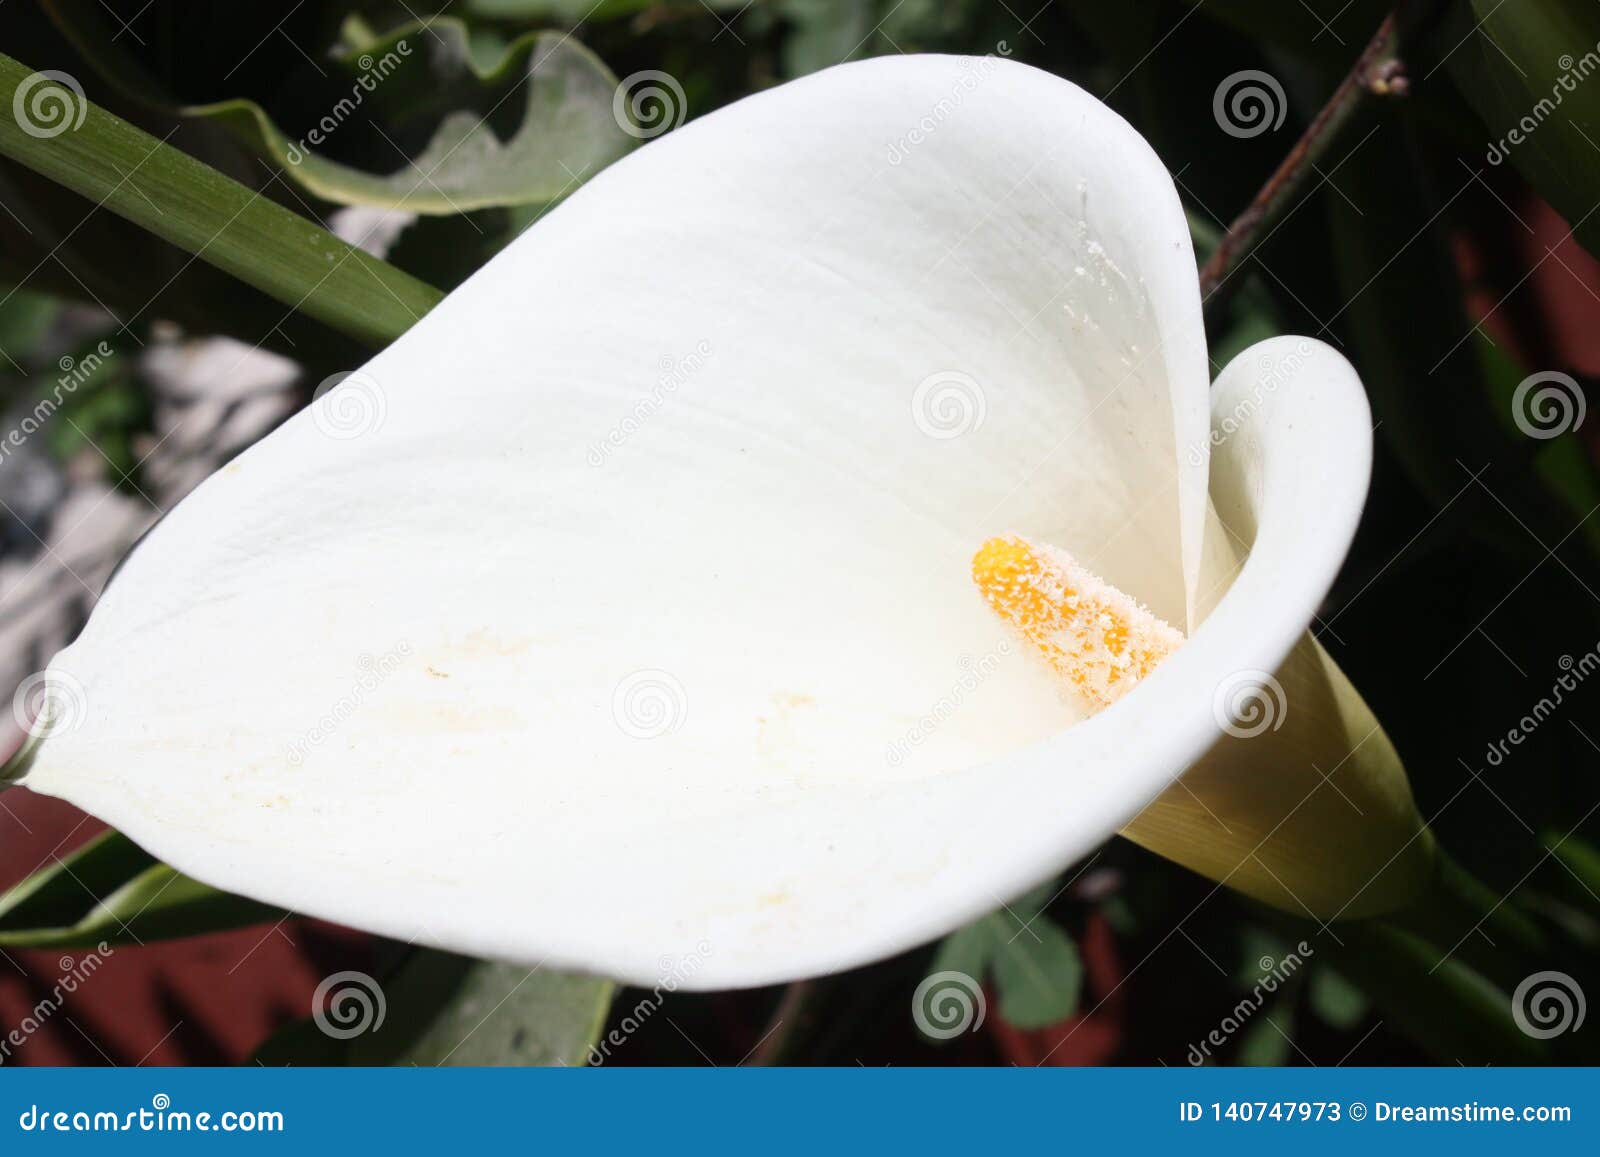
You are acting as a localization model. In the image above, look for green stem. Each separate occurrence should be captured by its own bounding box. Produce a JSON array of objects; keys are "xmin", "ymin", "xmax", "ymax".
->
[
  {"xmin": 1323, "ymin": 919, "xmax": 1552, "ymax": 1065},
  {"xmin": 0, "ymin": 52, "xmax": 442, "ymax": 347},
  {"xmin": 1544, "ymin": 830, "xmax": 1600, "ymax": 907},
  {"xmin": 1266, "ymin": 845, "xmax": 1590, "ymax": 1063},
  {"xmin": 1384, "ymin": 850, "xmax": 1557, "ymax": 998},
  {"xmin": 1371, "ymin": 849, "xmax": 1598, "ymax": 1063}
]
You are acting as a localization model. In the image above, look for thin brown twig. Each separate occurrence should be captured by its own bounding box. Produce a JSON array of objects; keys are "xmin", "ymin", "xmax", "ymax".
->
[
  {"xmin": 747, "ymin": 979, "xmax": 816, "ymax": 1065},
  {"xmin": 747, "ymin": 976, "xmax": 840, "ymax": 1065},
  {"xmin": 1198, "ymin": 12, "xmax": 1412, "ymax": 317}
]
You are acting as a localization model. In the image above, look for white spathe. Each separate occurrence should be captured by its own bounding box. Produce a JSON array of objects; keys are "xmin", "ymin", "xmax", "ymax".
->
[{"xmin": 11, "ymin": 55, "xmax": 1431, "ymax": 989}]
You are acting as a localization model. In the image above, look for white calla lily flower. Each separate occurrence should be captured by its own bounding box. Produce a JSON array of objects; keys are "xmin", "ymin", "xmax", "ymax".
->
[{"xmin": 5, "ymin": 55, "xmax": 1433, "ymax": 989}]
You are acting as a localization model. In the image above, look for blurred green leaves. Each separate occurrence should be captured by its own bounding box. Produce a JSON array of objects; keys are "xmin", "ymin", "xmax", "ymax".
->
[
  {"xmin": 205, "ymin": 25, "xmax": 629, "ymax": 215},
  {"xmin": 39, "ymin": 335, "xmax": 147, "ymax": 490},
  {"xmin": 0, "ymin": 830, "xmax": 280, "ymax": 949},
  {"xmin": 1, "ymin": 832, "xmax": 615, "ymax": 1065},
  {"xmin": 350, "ymin": 953, "xmax": 613, "ymax": 1066},
  {"xmin": 1446, "ymin": 0, "xmax": 1600, "ymax": 259},
  {"xmin": 45, "ymin": 7, "xmax": 633, "ymax": 214},
  {"xmin": 0, "ymin": 288, "xmax": 59, "ymax": 363},
  {"xmin": 255, "ymin": 949, "xmax": 614, "ymax": 1066},
  {"xmin": 0, "ymin": 51, "xmax": 442, "ymax": 347},
  {"xmin": 928, "ymin": 884, "xmax": 1083, "ymax": 1032}
]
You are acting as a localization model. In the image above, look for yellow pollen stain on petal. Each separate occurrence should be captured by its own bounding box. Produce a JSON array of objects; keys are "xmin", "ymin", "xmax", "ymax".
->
[{"xmin": 971, "ymin": 535, "xmax": 1185, "ymax": 711}]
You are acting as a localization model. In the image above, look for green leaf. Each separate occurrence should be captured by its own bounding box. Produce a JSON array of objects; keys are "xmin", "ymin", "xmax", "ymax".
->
[
  {"xmin": 0, "ymin": 830, "xmax": 281, "ymax": 948},
  {"xmin": 925, "ymin": 880, "xmax": 1083, "ymax": 1033},
  {"xmin": 0, "ymin": 50, "xmax": 442, "ymax": 348},
  {"xmin": 35, "ymin": 334, "xmax": 148, "ymax": 486},
  {"xmin": 1331, "ymin": 920, "xmax": 1555, "ymax": 1064},
  {"xmin": 250, "ymin": 1016, "xmax": 351, "ymax": 1067},
  {"xmin": 255, "ymin": 949, "xmax": 614, "ymax": 1066},
  {"xmin": 0, "ymin": 829, "xmax": 153, "ymax": 931},
  {"xmin": 460, "ymin": 0, "xmax": 676, "ymax": 19},
  {"xmin": 778, "ymin": 0, "xmax": 877, "ymax": 77},
  {"xmin": 0, "ymin": 161, "xmax": 366, "ymax": 363},
  {"xmin": 773, "ymin": 0, "xmax": 1005, "ymax": 77},
  {"xmin": 354, "ymin": 952, "xmax": 614, "ymax": 1066},
  {"xmin": 1545, "ymin": 830, "xmax": 1600, "ymax": 905},
  {"xmin": 1233, "ymin": 1003, "xmax": 1296, "ymax": 1066},
  {"xmin": 991, "ymin": 917, "xmax": 1083, "ymax": 1029},
  {"xmin": 201, "ymin": 25, "xmax": 629, "ymax": 215},
  {"xmin": 1445, "ymin": 0, "xmax": 1600, "ymax": 259},
  {"xmin": 1326, "ymin": 116, "xmax": 1526, "ymax": 538},
  {"xmin": 928, "ymin": 918, "xmax": 994, "ymax": 982},
  {"xmin": 1307, "ymin": 965, "xmax": 1368, "ymax": 1030},
  {"xmin": 0, "ymin": 285, "xmax": 58, "ymax": 370},
  {"xmin": 45, "ymin": 7, "xmax": 633, "ymax": 215},
  {"xmin": 1473, "ymin": 331, "xmax": 1600, "ymax": 560}
]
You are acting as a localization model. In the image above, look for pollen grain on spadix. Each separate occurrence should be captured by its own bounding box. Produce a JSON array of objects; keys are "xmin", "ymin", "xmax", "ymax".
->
[{"xmin": 971, "ymin": 535, "xmax": 1184, "ymax": 711}]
